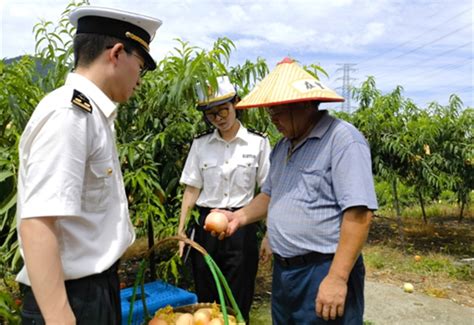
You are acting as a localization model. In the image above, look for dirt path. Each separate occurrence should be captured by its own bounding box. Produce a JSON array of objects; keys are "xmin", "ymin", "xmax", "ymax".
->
[
  {"xmin": 250, "ymin": 280, "xmax": 474, "ymax": 324},
  {"xmin": 364, "ymin": 281, "xmax": 473, "ymax": 324}
]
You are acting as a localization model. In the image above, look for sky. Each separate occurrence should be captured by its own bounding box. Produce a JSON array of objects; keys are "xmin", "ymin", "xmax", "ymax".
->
[{"xmin": 1, "ymin": 0, "xmax": 473, "ymax": 110}]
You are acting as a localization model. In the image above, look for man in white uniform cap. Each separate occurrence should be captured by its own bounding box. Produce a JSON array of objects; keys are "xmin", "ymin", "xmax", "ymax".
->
[{"xmin": 16, "ymin": 5, "xmax": 161, "ymax": 324}]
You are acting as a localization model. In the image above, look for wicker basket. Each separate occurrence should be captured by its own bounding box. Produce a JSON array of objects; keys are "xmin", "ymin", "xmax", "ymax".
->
[
  {"xmin": 172, "ymin": 302, "xmax": 236, "ymax": 315},
  {"xmin": 151, "ymin": 236, "xmax": 246, "ymax": 325}
]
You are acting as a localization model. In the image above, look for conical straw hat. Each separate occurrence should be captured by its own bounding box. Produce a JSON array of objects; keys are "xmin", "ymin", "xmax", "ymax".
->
[{"xmin": 236, "ymin": 57, "xmax": 344, "ymax": 109}]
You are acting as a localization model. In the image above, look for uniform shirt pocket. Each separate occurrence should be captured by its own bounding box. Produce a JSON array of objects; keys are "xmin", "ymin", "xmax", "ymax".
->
[
  {"xmin": 200, "ymin": 159, "xmax": 220, "ymax": 189},
  {"xmin": 82, "ymin": 159, "xmax": 113, "ymax": 212},
  {"xmin": 236, "ymin": 158, "xmax": 259, "ymax": 189}
]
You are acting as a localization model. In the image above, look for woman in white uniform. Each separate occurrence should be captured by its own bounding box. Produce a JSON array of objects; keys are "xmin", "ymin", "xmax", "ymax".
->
[{"xmin": 178, "ymin": 76, "xmax": 271, "ymax": 322}]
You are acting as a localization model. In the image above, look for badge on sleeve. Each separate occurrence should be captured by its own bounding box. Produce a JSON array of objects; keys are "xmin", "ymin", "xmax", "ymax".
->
[{"xmin": 71, "ymin": 89, "xmax": 92, "ymax": 113}]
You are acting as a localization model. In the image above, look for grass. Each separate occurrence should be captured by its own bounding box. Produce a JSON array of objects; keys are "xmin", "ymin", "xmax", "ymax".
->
[
  {"xmin": 377, "ymin": 201, "xmax": 471, "ymax": 221},
  {"xmin": 364, "ymin": 246, "xmax": 472, "ymax": 281},
  {"xmin": 364, "ymin": 208, "xmax": 473, "ymax": 305}
]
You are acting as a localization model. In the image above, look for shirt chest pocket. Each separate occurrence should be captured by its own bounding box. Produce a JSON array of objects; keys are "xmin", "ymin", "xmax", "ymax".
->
[
  {"xmin": 236, "ymin": 158, "xmax": 259, "ymax": 188},
  {"xmin": 200, "ymin": 160, "xmax": 220, "ymax": 188},
  {"xmin": 82, "ymin": 160, "xmax": 113, "ymax": 212},
  {"xmin": 298, "ymin": 166, "xmax": 326, "ymax": 202}
]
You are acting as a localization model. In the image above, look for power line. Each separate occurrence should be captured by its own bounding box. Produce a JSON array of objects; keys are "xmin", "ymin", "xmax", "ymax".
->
[
  {"xmin": 377, "ymin": 57, "xmax": 472, "ymax": 86},
  {"xmin": 420, "ymin": 57, "xmax": 473, "ymax": 80},
  {"xmin": 357, "ymin": 7, "xmax": 472, "ymax": 65},
  {"xmin": 374, "ymin": 42, "xmax": 472, "ymax": 81},
  {"xmin": 390, "ymin": 23, "xmax": 472, "ymax": 61}
]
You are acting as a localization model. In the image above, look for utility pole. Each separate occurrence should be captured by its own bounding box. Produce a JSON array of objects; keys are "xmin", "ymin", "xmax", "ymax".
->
[{"xmin": 335, "ymin": 63, "xmax": 357, "ymax": 113}]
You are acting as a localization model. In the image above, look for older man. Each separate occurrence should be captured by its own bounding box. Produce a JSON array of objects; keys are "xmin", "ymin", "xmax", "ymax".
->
[{"xmin": 212, "ymin": 58, "xmax": 378, "ymax": 324}]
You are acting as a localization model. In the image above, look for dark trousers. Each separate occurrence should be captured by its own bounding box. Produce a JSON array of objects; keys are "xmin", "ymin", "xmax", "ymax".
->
[
  {"xmin": 272, "ymin": 254, "xmax": 365, "ymax": 325},
  {"xmin": 190, "ymin": 206, "xmax": 259, "ymax": 322},
  {"xmin": 20, "ymin": 261, "xmax": 121, "ymax": 325}
]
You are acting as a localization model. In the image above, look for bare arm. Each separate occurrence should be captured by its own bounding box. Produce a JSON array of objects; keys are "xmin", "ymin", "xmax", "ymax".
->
[
  {"xmin": 20, "ymin": 217, "xmax": 75, "ymax": 324},
  {"xmin": 177, "ymin": 185, "xmax": 201, "ymax": 256},
  {"xmin": 315, "ymin": 206, "xmax": 372, "ymax": 320}
]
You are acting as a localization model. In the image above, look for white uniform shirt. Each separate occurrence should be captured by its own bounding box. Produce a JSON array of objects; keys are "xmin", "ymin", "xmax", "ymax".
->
[
  {"xmin": 16, "ymin": 73, "xmax": 135, "ymax": 285},
  {"xmin": 180, "ymin": 123, "xmax": 271, "ymax": 208}
]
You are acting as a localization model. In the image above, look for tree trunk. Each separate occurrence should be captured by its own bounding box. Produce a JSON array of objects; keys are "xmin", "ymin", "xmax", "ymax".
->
[
  {"xmin": 391, "ymin": 178, "xmax": 405, "ymax": 251},
  {"xmin": 458, "ymin": 192, "xmax": 466, "ymax": 222},
  {"xmin": 418, "ymin": 190, "xmax": 428, "ymax": 224},
  {"xmin": 147, "ymin": 214, "xmax": 156, "ymax": 281}
]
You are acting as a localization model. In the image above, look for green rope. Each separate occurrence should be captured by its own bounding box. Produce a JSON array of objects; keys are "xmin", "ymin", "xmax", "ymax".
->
[
  {"xmin": 127, "ymin": 260, "xmax": 148, "ymax": 325},
  {"xmin": 204, "ymin": 254, "xmax": 229, "ymax": 325},
  {"xmin": 208, "ymin": 257, "xmax": 245, "ymax": 323}
]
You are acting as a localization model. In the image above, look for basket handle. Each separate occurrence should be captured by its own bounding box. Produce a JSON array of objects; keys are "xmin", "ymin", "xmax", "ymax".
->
[{"xmin": 149, "ymin": 235, "xmax": 246, "ymax": 324}]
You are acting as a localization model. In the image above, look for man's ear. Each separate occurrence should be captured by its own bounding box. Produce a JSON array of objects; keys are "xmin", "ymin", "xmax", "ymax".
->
[{"xmin": 108, "ymin": 43, "xmax": 124, "ymax": 65}]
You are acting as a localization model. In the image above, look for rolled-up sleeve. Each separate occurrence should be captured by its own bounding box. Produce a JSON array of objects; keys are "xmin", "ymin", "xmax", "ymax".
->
[
  {"xmin": 256, "ymin": 137, "xmax": 271, "ymax": 188},
  {"xmin": 179, "ymin": 140, "xmax": 203, "ymax": 189},
  {"xmin": 21, "ymin": 107, "xmax": 88, "ymax": 218}
]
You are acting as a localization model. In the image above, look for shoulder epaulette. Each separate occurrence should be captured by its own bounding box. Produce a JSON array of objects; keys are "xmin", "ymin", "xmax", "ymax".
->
[
  {"xmin": 248, "ymin": 128, "xmax": 267, "ymax": 137},
  {"xmin": 71, "ymin": 89, "xmax": 92, "ymax": 114},
  {"xmin": 194, "ymin": 129, "xmax": 213, "ymax": 139}
]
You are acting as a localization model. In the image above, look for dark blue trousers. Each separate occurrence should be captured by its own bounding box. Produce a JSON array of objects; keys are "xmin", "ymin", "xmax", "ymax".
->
[{"xmin": 272, "ymin": 255, "xmax": 365, "ymax": 325}]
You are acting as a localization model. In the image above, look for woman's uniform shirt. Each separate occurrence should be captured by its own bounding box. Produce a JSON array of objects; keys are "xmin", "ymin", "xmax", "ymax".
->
[
  {"xmin": 16, "ymin": 73, "xmax": 135, "ymax": 285},
  {"xmin": 180, "ymin": 122, "xmax": 271, "ymax": 209}
]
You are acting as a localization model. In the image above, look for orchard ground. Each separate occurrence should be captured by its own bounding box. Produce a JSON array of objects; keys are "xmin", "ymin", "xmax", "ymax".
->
[
  {"xmin": 118, "ymin": 206, "xmax": 473, "ymax": 324},
  {"xmin": 249, "ymin": 210, "xmax": 474, "ymax": 324}
]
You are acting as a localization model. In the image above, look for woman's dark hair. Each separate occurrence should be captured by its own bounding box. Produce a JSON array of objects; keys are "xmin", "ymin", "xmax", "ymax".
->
[{"xmin": 73, "ymin": 34, "xmax": 138, "ymax": 68}]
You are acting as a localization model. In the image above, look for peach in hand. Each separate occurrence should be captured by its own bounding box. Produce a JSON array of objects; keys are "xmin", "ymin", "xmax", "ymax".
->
[{"xmin": 204, "ymin": 211, "xmax": 228, "ymax": 233}]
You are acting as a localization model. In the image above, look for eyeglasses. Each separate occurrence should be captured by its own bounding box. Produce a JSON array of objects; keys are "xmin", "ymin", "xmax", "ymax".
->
[
  {"xmin": 105, "ymin": 46, "xmax": 147, "ymax": 78},
  {"xmin": 266, "ymin": 106, "xmax": 288, "ymax": 117},
  {"xmin": 205, "ymin": 107, "xmax": 230, "ymax": 121},
  {"xmin": 129, "ymin": 52, "xmax": 148, "ymax": 78}
]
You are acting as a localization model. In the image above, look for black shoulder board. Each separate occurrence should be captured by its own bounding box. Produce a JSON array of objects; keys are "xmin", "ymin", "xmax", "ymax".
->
[
  {"xmin": 194, "ymin": 129, "xmax": 213, "ymax": 139},
  {"xmin": 248, "ymin": 128, "xmax": 267, "ymax": 137},
  {"xmin": 71, "ymin": 89, "xmax": 92, "ymax": 114}
]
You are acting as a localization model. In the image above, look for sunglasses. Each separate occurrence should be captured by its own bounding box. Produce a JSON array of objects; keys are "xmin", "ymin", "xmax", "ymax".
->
[{"xmin": 205, "ymin": 107, "xmax": 230, "ymax": 121}]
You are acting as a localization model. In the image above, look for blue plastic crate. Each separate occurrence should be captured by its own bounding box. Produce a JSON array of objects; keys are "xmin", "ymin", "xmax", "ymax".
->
[{"xmin": 120, "ymin": 280, "xmax": 197, "ymax": 325}]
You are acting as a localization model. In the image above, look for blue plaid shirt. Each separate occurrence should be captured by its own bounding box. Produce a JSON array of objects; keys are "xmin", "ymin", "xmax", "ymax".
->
[{"xmin": 261, "ymin": 111, "xmax": 378, "ymax": 257}]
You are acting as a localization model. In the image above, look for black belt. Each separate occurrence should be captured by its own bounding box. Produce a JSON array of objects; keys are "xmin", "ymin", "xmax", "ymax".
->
[
  {"xmin": 19, "ymin": 259, "xmax": 120, "ymax": 295},
  {"xmin": 273, "ymin": 252, "xmax": 334, "ymax": 267},
  {"xmin": 196, "ymin": 205, "xmax": 242, "ymax": 213}
]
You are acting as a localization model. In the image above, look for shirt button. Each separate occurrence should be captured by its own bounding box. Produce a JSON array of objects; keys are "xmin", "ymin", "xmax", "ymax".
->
[
  {"xmin": 224, "ymin": 193, "xmax": 228, "ymax": 197},
  {"xmin": 226, "ymin": 144, "xmax": 230, "ymax": 148},
  {"xmin": 224, "ymin": 177, "xmax": 228, "ymax": 181},
  {"xmin": 106, "ymin": 168, "xmax": 113, "ymax": 176},
  {"xmin": 225, "ymin": 161, "xmax": 229, "ymax": 164},
  {"xmin": 204, "ymin": 164, "xmax": 207, "ymax": 167}
]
